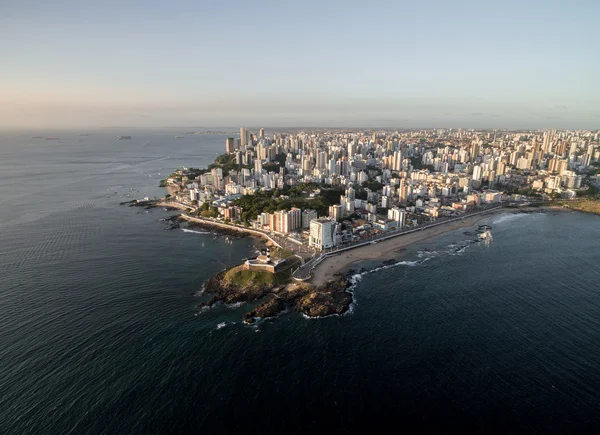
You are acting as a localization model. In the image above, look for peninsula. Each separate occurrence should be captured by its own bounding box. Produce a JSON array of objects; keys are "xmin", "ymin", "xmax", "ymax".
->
[{"xmin": 158, "ymin": 127, "xmax": 600, "ymax": 321}]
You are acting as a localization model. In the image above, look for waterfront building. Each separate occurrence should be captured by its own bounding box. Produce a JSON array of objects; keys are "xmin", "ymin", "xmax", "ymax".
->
[
  {"xmin": 309, "ymin": 219, "xmax": 337, "ymax": 250},
  {"xmin": 387, "ymin": 207, "xmax": 406, "ymax": 228}
]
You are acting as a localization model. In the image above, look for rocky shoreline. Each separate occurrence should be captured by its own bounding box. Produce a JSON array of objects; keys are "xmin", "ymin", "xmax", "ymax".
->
[
  {"xmin": 185, "ymin": 220, "xmax": 253, "ymax": 239},
  {"xmin": 197, "ymin": 268, "xmax": 353, "ymax": 323}
]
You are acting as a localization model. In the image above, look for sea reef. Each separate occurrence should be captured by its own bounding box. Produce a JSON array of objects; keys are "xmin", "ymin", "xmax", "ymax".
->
[
  {"xmin": 198, "ymin": 266, "xmax": 352, "ymax": 322},
  {"xmin": 294, "ymin": 277, "xmax": 353, "ymax": 317}
]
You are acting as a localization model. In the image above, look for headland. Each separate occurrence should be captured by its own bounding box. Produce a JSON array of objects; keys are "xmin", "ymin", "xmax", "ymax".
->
[{"xmin": 149, "ymin": 127, "xmax": 600, "ymax": 321}]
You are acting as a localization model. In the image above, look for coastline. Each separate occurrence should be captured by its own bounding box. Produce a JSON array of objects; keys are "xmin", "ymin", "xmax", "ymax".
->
[
  {"xmin": 310, "ymin": 207, "xmax": 551, "ymax": 286},
  {"xmin": 180, "ymin": 214, "xmax": 281, "ymax": 247}
]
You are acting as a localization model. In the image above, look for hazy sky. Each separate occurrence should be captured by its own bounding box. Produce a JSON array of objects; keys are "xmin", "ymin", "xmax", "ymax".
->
[{"xmin": 2, "ymin": 0, "xmax": 599, "ymax": 129}]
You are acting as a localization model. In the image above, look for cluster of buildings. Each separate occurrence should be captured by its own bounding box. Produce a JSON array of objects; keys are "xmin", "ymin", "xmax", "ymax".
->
[{"xmin": 166, "ymin": 127, "xmax": 599, "ymax": 251}]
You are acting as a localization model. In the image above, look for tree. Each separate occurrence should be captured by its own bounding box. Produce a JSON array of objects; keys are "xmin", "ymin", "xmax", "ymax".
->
[{"xmin": 361, "ymin": 180, "xmax": 383, "ymax": 192}]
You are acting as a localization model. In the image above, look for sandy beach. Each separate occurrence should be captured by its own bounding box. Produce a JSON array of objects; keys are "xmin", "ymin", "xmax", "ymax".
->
[{"xmin": 310, "ymin": 208, "xmax": 513, "ymax": 286}]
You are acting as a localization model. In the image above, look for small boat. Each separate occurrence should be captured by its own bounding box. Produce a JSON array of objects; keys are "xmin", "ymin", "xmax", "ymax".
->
[
  {"xmin": 118, "ymin": 136, "xmax": 132, "ymax": 140},
  {"xmin": 45, "ymin": 137, "xmax": 60, "ymax": 140},
  {"xmin": 31, "ymin": 136, "xmax": 43, "ymax": 139},
  {"xmin": 175, "ymin": 136, "xmax": 185, "ymax": 139}
]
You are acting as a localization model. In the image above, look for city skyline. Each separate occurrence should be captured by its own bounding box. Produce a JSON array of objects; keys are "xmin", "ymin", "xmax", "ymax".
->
[{"xmin": 2, "ymin": 0, "xmax": 599, "ymax": 129}]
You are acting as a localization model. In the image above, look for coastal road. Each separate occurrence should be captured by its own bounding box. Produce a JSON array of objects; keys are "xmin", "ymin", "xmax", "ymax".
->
[{"xmin": 292, "ymin": 204, "xmax": 503, "ymax": 281}]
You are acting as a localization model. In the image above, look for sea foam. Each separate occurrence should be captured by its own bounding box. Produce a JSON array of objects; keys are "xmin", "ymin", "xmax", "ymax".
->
[{"xmin": 182, "ymin": 228, "xmax": 211, "ymax": 235}]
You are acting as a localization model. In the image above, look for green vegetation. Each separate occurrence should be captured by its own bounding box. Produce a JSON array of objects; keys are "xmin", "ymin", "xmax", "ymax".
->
[
  {"xmin": 199, "ymin": 202, "xmax": 218, "ymax": 218},
  {"xmin": 558, "ymin": 198, "xmax": 600, "ymax": 215},
  {"xmin": 575, "ymin": 182, "xmax": 599, "ymax": 197},
  {"xmin": 222, "ymin": 265, "xmax": 291, "ymax": 287},
  {"xmin": 355, "ymin": 188, "xmax": 368, "ymax": 200},
  {"xmin": 223, "ymin": 266, "xmax": 281, "ymax": 286},
  {"xmin": 167, "ymin": 153, "xmax": 252, "ymax": 181},
  {"xmin": 232, "ymin": 184, "xmax": 344, "ymax": 221},
  {"xmin": 410, "ymin": 157, "xmax": 435, "ymax": 172},
  {"xmin": 270, "ymin": 247, "xmax": 294, "ymax": 259},
  {"xmin": 502, "ymin": 186, "xmax": 543, "ymax": 198},
  {"xmin": 361, "ymin": 180, "xmax": 383, "ymax": 192},
  {"xmin": 204, "ymin": 153, "xmax": 252, "ymax": 177},
  {"xmin": 366, "ymin": 165, "xmax": 382, "ymax": 176},
  {"xmin": 263, "ymin": 153, "xmax": 288, "ymax": 173}
]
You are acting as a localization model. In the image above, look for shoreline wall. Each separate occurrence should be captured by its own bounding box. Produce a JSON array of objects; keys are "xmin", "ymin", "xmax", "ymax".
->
[{"xmin": 180, "ymin": 214, "xmax": 282, "ymax": 248}]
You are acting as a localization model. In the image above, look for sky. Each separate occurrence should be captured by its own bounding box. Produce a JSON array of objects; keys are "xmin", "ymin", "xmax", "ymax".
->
[{"xmin": 1, "ymin": 0, "xmax": 599, "ymax": 129}]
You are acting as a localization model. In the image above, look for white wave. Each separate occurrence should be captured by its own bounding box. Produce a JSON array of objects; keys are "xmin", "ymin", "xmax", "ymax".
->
[
  {"xmin": 226, "ymin": 301, "xmax": 244, "ymax": 309},
  {"xmin": 492, "ymin": 213, "xmax": 530, "ymax": 225},
  {"xmin": 350, "ymin": 273, "xmax": 363, "ymax": 283},
  {"xmin": 398, "ymin": 260, "xmax": 419, "ymax": 267},
  {"xmin": 216, "ymin": 322, "xmax": 227, "ymax": 330},
  {"xmin": 182, "ymin": 228, "xmax": 211, "ymax": 235}
]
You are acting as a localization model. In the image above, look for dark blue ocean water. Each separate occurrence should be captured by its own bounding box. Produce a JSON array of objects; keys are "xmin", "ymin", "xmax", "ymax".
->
[{"xmin": 1, "ymin": 130, "xmax": 600, "ymax": 434}]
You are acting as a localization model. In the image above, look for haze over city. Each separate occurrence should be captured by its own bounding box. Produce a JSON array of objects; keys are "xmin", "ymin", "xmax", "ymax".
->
[{"xmin": 2, "ymin": 0, "xmax": 598, "ymax": 129}]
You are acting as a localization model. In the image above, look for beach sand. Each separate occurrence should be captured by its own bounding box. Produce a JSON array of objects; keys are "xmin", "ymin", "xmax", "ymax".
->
[{"xmin": 311, "ymin": 208, "xmax": 508, "ymax": 286}]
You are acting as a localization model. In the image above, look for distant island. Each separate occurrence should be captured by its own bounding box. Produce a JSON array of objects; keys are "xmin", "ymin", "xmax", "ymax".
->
[{"xmin": 155, "ymin": 127, "xmax": 600, "ymax": 322}]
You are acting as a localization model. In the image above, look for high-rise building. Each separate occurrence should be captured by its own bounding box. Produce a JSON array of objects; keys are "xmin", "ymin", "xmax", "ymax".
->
[
  {"xmin": 309, "ymin": 219, "xmax": 337, "ymax": 250},
  {"xmin": 225, "ymin": 137, "xmax": 235, "ymax": 153},
  {"xmin": 240, "ymin": 127, "xmax": 248, "ymax": 147},
  {"xmin": 387, "ymin": 207, "xmax": 405, "ymax": 228},
  {"xmin": 345, "ymin": 187, "xmax": 355, "ymax": 201},
  {"xmin": 328, "ymin": 204, "xmax": 343, "ymax": 221},
  {"xmin": 288, "ymin": 208, "xmax": 302, "ymax": 231},
  {"xmin": 301, "ymin": 209, "xmax": 317, "ymax": 228},
  {"xmin": 470, "ymin": 142, "xmax": 480, "ymax": 161},
  {"xmin": 393, "ymin": 150, "xmax": 402, "ymax": 171},
  {"xmin": 259, "ymin": 128, "xmax": 265, "ymax": 139},
  {"xmin": 317, "ymin": 151, "xmax": 327, "ymax": 169}
]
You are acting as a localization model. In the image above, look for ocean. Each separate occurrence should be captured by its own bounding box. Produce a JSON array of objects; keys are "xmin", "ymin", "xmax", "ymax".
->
[{"xmin": 1, "ymin": 130, "xmax": 600, "ymax": 433}]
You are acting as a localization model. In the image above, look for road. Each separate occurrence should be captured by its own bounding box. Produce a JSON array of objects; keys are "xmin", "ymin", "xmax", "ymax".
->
[{"xmin": 292, "ymin": 203, "xmax": 503, "ymax": 281}]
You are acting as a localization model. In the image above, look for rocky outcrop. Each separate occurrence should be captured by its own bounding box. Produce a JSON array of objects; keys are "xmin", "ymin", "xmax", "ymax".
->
[
  {"xmin": 295, "ymin": 275, "xmax": 353, "ymax": 318},
  {"xmin": 243, "ymin": 297, "xmax": 285, "ymax": 324},
  {"xmin": 197, "ymin": 268, "xmax": 353, "ymax": 321},
  {"xmin": 198, "ymin": 270, "xmax": 279, "ymax": 309}
]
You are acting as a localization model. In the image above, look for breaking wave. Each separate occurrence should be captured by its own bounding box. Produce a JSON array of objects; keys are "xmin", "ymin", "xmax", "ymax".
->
[
  {"xmin": 182, "ymin": 228, "xmax": 211, "ymax": 235},
  {"xmin": 492, "ymin": 213, "xmax": 531, "ymax": 225}
]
